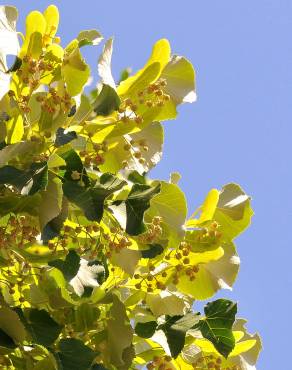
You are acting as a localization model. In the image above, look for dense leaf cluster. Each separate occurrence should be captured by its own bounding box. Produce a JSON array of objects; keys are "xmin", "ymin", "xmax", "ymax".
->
[{"xmin": 0, "ymin": 5, "xmax": 261, "ymax": 370}]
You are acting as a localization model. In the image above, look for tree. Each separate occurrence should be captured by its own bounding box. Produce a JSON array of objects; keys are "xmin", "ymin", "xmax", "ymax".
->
[{"xmin": 0, "ymin": 4, "xmax": 261, "ymax": 370}]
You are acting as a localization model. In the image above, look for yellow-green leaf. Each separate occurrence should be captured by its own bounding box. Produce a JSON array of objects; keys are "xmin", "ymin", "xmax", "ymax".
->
[
  {"xmin": 62, "ymin": 48, "xmax": 90, "ymax": 96},
  {"xmin": 20, "ymin": 10, "xmax": 46, "ymax": 56}
]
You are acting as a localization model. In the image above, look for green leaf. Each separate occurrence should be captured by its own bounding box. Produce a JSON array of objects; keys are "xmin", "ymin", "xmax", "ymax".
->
[
  {"xmin": 0, "ymin": 162, "xmax": 48, "ymax": 195},
  {"xmin": 141, "ymin": 244, "xmax": 164, "ymax": 258},
  {"xmin": 101, "ymin": 121, "xmax": 164, "ymax": 174},
  {"xmin": 118, "ymin": 68, "xmax": 131, "ymax": 84},
  {"xmin": 74, "ymin": 303, "xmax": 100, "ymax": 332},
  {"xmin": 214, "ymin": 183, "xmax": 253, "ymax": 241},
  {"xmin": 0, "ymin": 193, "xmax": 41, "ymax": 217},
  {"xmin": 63, "ymin": 173, "xmax": 126, "ymax": 222},
  {"xmin": 135, "ymin": 321, "xmax": 157, "ymax": 338},
  {"xmin": 197, "ymin": 299, "xmax": 237, "ymax": 358},
  {"xmin": 107, "ymin": 294, "xmax": 134, "ymax": 368},
  {"xmin": 176, "ymin": 242, "xmax": 239, "ymax": 300},
  {"xmin": 26, "ymin": 162, "xmax": 48, "ymax": 195},
  {"xmin": 0, "ymin": 328, "xmax": 16, "ymax": 348},
  {"xmin": 56, "ymin": 338, "xmax": 96, "ymax": 370},
  {"xmin": 5, "ymin": 55, "xmax": 22, "ymax": 73},
  {"xmin": 20, "ymin": 10, "xmax": 46, "ymax": 57},
  {"xmin": 27, "ymin": 31, "xmax": 43, "ymax": 59},
  {"xmin": 60, "ymin": 149, "xmax": 88, "ymax": 185},
  {"xmin": 0, "ymin": 306, "xmax": 27, "ymax": 344},
  {"xmin": 77, "ymin": 29, "xmax": 103, "ymax": 47},
  {"xmin": 0, "ymin": 141, "xmax": 40, "ymax": 167},
  {"xmin": 49, "ymin": 250, "xmax": 80, "ymax": 281},
  {"xmin": 0, "ymin": 165, "xmax": 30, "ymax": 190},
  {"xmin": 146, "ymin": 181, "xmax": 187, "ymax": 243},
  {"xmin": 111, "ymin": 247, "xmax": 141, "ymax": 275},
  {"xmin": 41, "ymin": 196, "xmax": 68, "ymax": 242},
  {"xmin": 127, "ymin": 171, "xmax": 146, "ymax": 184},
  {"xmin": 39, "ymin": 175, "xmax": 63, "ymax": 230},
  {"xmin": 62, "ymin": 47, "xmax": 90, "ymax": 96},
  {"xmin": 117, "ymin": 39, "xmax": 170, "ymax": 98},
  {"xmin": 17, "ymin": 308, "xmax": 63, "ymax": 347},
  {"xmin": 125, "ymin": 183, "xmax": 161, "ymax": 235},
  {"xmin": 55, "ymin": 128, "xmax": 77, "ymax": 147},
  {"xmin": 159, "ymin": 313, "xmax": 200, "ymax": 358},
  {"xmin": 93, "ymin": 84, "xmax": 120, "ymax": 116},
  {"xmin": 6, "ymin": 114, "xmax": 24, "ymax": 144}
]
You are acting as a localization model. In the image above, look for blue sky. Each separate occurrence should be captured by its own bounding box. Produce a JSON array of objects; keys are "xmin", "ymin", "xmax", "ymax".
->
[{"xmin": 11, "ymin": 1, "xmax": 292, "ymax": 369}]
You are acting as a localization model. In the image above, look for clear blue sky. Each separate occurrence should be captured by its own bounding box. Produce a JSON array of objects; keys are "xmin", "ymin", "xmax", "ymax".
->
[{"xmin": 11, "ymin": 1, "xmax": 292, "ymax": 369}]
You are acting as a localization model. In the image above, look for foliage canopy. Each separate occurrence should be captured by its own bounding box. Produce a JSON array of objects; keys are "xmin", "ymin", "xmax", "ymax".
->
[{"xmin": 0, "ymin": 5, "xmax": 261, "ymax": 370}]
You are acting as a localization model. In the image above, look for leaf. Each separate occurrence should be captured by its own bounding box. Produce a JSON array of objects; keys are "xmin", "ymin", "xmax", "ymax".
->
[
  {"xmin": 74, "ymin": 303, "xmax": 100, "ymax": 332},
  {"xmin": 146, "ymin": 291, "xmax": 191, "ymax": 318},
  {"xmin": 27, "ymin": 31, "xmax": 43, "ymax": 59},
  {"xmin": 0, "ymin": 165, "xmax": 30, "ymax": 189},
  {"xmin": 170, "ymin": 172, "xmax": 181, "ymax": 184},
  {"xmin": 141, "ymin": 244, "xmax": 164, "ymax": 258},
  {"xmin": 43, "ymin": 4, "xmax": 59, "ymax": 41},
  {"xmin": 56, "ymin": 338, "xmax": 96, "ymax": 370},
  {"xmin": 0, "ymin": 141, "xmax": 40, "ymax": 167},
  {"xmin": 39, "ymin": 175, "xmax": 63, "ymax": 230},
  {"xmin": 98, "ymin": 38, "xmax": 115, "ymax": 89},
  {"xmin": 25, "ymin": 161, "xmax": 48, "ymax": 195},
  {"xmin": 60, "ymin": 149, "xmax": 88, "ymax": 185},
  {"xmin": 17, "ymin": 308, "xmax": 62, "ymax": 347},
  {"xmin": 146, "ymin": 181, "xmax": 187, "ymax": 242},
  {"xmin": 49, "ymin": 249, "xmax": 80, "ymax": 281},
  {"xmin": 0, "ymin": 328, "xmax": 16, "ymax": 348},
  {"xmin": 186, "ymin": 188, "xmax": 220, "ymax": 227},
  {"xmin": 55, "ymin": 127, "xmax": 77, "ymax": 147},
  {"xmin": 160, "ymin": 55, "xmax": 196, "ymax": 104},
  {"xmin": 68, "ymin": 94, "xmax": 91, "ymax": 126},
  {"xmin": 231, "ymin": 319, "xmax": 262, "ymax": 363},
  {"xmin": 0, "ymin": 193, "xmax": 41, "ymax": 217},
  {"xmin": 197, "ymin": 299, "xmax": 237, "ymax": 358},
  {"xmin": 62, "ymin": 47, "xmax": 90, "ymax": 96},
  {"xmin": 6, "ymin": 115, "xmax": 24, "ymax": 144},
  {"xmin": 93, "ymin": 84, "xmax": 120, "ymax": 116},
  {"xmin": 135, "ymin": 321, "xmax": 158, "ymax": 338},
  {"xmin": 214, "ymin": 183, "xmax": 253, "ymax": 241},
  {"xmin": 128, "ymin": 171, "xmax": 146, "ymax": 184},
  {"xmin": 118, "ymin": 68, "xmax": 131, "ymax": 83},
  {"xmin": 117, "ymin": 39, "xmax": 171, "ymax": 97},
  {"xmin": 0, "ymin": 5, "xmax": 20, "ymax": 98},
  {"xmin": 63, "ymin": 173, "xmax": 126, "ymax": 222},
  {"xmin": 107, "ymin": 294, "xmax": 134, "ymax": 368},
  {"xmin": 41, "ymin": 196, "xmax": 68, "ymax": 242},
  {"xmin": 111, "ymin": 247, "xmax": 141, "ymax": 275},
  {"xmin": 125, "ymin": 182, "xmax": 161, "ymax": 235},
  {"xmin": 5, "ymin": 55, "xmax": 22, "ymax": 73},
  {"xmin": 176, "ymin": 242, "xmax": 239, "ymax": 300},
  {"xmin": 0, "ymin": 162, "xmax": 48, "ymax": 195},
  {"xmin": 104, "ymin": 121, "xmax": 164, "ymax": 175},
  {"xmin": 159, "ymin": 313, "xmax": 200, "ymax": 358},
  {"xmin": 0, "ymin": 306, "xmax": 27, "ymax": 344},
  {"xmin": 77, "ymin": 29, "xmax": 103, "ymax": 47},
  {"xmin": 20, "ymin": 10, "xmax": 46, "ymax": 57},
  {"xmin": 47, "ymin": 153, "xmax": 66, "ymax": 168}
]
